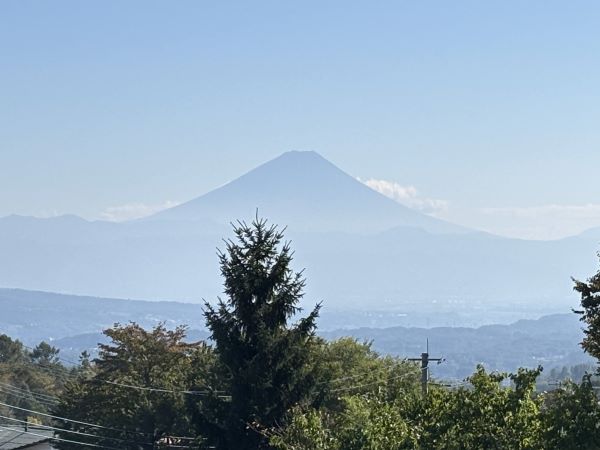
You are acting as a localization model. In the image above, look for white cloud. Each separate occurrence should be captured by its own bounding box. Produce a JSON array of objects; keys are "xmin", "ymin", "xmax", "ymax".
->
[
  {"xmin": 479, "ymin": 204, "xmax": 600, "ymax": 240},
  {"xmin": 360, "ymin": 178, "xmax": 448, "ymax": 216},
  {"xmin": 99, "ymin": 200, "xmax": 181, "ymax": 222}
]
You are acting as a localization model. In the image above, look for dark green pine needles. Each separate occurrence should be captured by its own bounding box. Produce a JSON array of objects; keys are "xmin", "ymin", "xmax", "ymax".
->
[
  {"xmin": 203, "ymin": 218, "xmax": 321, "ymax": 450},
  {"xmin": 573, "ymin": 257, "xmax": 600, "ymax": 361}
]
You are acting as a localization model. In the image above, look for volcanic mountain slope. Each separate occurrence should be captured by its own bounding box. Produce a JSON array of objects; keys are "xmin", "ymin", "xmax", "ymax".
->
[
  {"xmin": 149, "ymin": 151, "xmax": 466, "ymax": 234},
  {"xmin": 0, "ymin": 151, "xmax": 598, "ymax": 308}
]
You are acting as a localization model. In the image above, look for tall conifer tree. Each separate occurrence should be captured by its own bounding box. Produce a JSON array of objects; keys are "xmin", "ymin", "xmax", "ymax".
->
[
  {"xmin": 574, "ymin": 254, "xmax": 600, "ymax": 360},
  {"xmin": 203, "ymin": 218, "xmax": 321, "ymax": 450}
]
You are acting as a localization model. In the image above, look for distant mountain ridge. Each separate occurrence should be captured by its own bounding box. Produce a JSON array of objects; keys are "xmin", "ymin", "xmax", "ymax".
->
[
  {"xmin": 0, "ymin": 287, "xmax": 206, "ymax": 344},
  {"xmin": 321, "ymin": 313, "xmax": 592, "ymax": 378},
  {"xmin": 0, "ymin": 152, "xmax": 599, "ymax": 308},
  {"xmin": 0, "ymin": 287, "xmax": 588, "ymax": 380},
  {"xmin": 149, "ymin": 151, "xmax": 467, "ymax": 234},
  {"xmin": 52, "ymin": 313, "xmax": 592, "ymax": 379}
]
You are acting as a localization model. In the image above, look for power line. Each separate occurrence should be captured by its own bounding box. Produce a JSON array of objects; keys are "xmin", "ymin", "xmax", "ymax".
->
[
  {"xmin": 103, "ymin": 379, "xmax": 224, "ymax": 396},
  {"xmin": 7, "ymin": 361, "xmax": 75, "ymax": 384},
  {"xmin": 330, "ymin": 370, "xmax": 417, "ymax": 393},
  {"xmin": 21, "ymin": 343, "xmax": 212, "ymax": 401},
  {"xmin": 407, "ymin": 339, "xmax": 444, "ymax": 396},
  {"xmin": 0, "ymin": 381, "xmax": 59, "ymax": 402},
  {"xmin": 0, "ymin": 362, "xmax": 70, "ymax": 385},
  {"xmin": 23, "ymin": 359, "xmax": 229, "ymax": 398},
  {"xmin": 0, "ymin": 416, "xmax": 199, "ymax": 449},
  {"xmin": 0, "ymin": 400, "xmax": 199, "ymax": 441},
  {"xmin": 0, "ymin": 382, "xmax": 59, "ymax": 405},
  {"xmin": 0, "ymin": 385, "xmax": 57, "ymax": 403},
  {"xmin": 318, "ymin": 361, "xmax": 413, "ymax": 386},
  {"xmin": 0, "ymin": 424, "xmax": 122, "ymax": 450},
  {"xmin": 0, "ymin": 387, "xmax": 57, "ymax": 408},
  {"xmin": 0, "ymin": 414, "xmax": 153, "ymax": 447},
  {"xmin": 0, "ymin": 400, "xmax": 151, "ymax": 438}
]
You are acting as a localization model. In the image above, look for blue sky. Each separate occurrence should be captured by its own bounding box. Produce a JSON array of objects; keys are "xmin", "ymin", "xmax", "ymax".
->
[{"xmin": 1, "ymin": 1, "xmax": 600, "ymax": 239}]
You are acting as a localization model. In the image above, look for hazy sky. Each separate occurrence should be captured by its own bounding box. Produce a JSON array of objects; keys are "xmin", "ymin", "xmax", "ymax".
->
[{"xmin": 2, "ymin": 1, "xmax": 600, "ymax": 240}]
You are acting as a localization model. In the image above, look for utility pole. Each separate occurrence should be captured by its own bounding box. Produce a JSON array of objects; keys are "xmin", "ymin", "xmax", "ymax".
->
[{"xmin": 408, "ymin": 339, "xmax": 443, "ymax": 397}]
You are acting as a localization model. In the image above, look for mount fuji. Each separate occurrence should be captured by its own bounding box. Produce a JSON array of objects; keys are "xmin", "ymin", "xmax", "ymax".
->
[
  {"xmin": 148, "ymin": 151, "xmax": 465, "ymax": 234},
  {"xmin": 0, "ymin": 151, "xmax": 597, "ymax": 316}
]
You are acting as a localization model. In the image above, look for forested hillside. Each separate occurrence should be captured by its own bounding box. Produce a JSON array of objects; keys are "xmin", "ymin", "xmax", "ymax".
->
[
  {"xmin": 1, "ymin": 288, "xmax": 591, "ymax": 379},
  {"xmin": 1, "ymin": 219, "xmax": 600, "ymax": 449}
]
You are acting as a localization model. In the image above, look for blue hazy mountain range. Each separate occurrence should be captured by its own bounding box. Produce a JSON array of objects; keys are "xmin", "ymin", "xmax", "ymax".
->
[
  {"xmin": 0, "ymin": 151, "xmax": 598, "ymax": 314},
  {"xmin": 0, "ymin": 288, "xmax": 590, "ymax": 380},
  {"xmin": 150, "ymin": 151, "xmax": 466, "ymax": 234}
]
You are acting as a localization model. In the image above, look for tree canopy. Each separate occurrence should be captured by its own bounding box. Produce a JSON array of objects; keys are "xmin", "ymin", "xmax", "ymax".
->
[
  {"xmin": 53, "ymin": 324, "xmax": 213, "ymax": 450},
  {"xmin": 6, "ymin": 221, "xmax": 600, "ymax": 450},
  {"xmin": 574, "ymin": 252, "xmax": 600, "ymax": 361},
  {"xmin": 202, "ymin": 218, "xmax": 321, "ymax": 449}
]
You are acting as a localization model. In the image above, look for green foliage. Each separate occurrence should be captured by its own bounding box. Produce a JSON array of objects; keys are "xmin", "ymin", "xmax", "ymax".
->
[
  {"xmin": 30, "ymin": 341, "xmax": 60, "ymax": 366},
  {"xmin": 7, "ymin": 224, "xmax": 600, "ymax": 450},
  {"xmin": 414, "ymin": 366, "xmax": 543, "ymax": 450},
  {"xmin": 573, "ymin": 253, "xmax": 600, "ymax": 360},
  {"xmin": 53, "ymin": 323, "xmax": 213, "ymax": 450},
  {"xmin": 269, "ymin": 407, "xmax": 336, "ymax": 450},
  {"xmin": 271, "ymin": 365, "xmax": 547, "ymax": 450},
  {"xmin": 540, "ymin": 375, "xmax": 600, "ymax": 449},
  {"xmin": 0, "ymin": 334, "xmax": 65, "ymax": 420},
  {"xmin": 201, "ymin": 219, "xmax": 321, "ymax": 449},
  {"xmin": 310, "ymin": 337, "xmax": 420, "ymax": 410},
  {"xmin": 267, "ymin": 338, "xmax": 420, "ymax": 450},
  {"xmin": 0, "ymin": 334, "xmax": 25, "ymax": 364},
  {"xmin": 539, "ymin": 363, "xmax": 596, "ymax": 387},
  {"xmin": 270, "ymin": 396, "xmax": 417, "ymax": 450},
  {"xmin": 336, "ymin": 396, "xmax": 416, "ymax": 450},
  {"xmin": 1, "ymin": 325, "xmax": 598, "ymax": 450}
]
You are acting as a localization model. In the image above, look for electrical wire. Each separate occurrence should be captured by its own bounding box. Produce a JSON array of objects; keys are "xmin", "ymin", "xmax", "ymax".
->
[
  {"xmin": 318, "ymin": 361, "xmax": 416, "ymax": 386},
  {"xmin": 0, "ymin": 381, "xmax": 59, "ymax": 402},
  {"xmin": 8, "ymin": 342, "xmax": 431, "ymax": 446},
  {"xmin": 0, "ymin": 400, "xmax": 199, "ymax": 442},
  {"xmin": 102, "ymin": 379, "xmax": 218, "ymax": 396},
  {"xmin": 0, "ymin": 414, "xmax": 153, "ymax": 447},
  {"xmin": 0, "ymin": 400, "xmax": 152, "ymax": 437},
  {"xmin": 0, "ymin": 387, "xmax": 57, "ymax": 408},
  {"xmin": 0, "ymin": 415, "xmax": 198, "ymax": 449},
  {"xmin": 18, "ymin": 359, "xmax": 228, "ymax": 398},
  {"xmin": 330, "ymin": 370, "xmax": 417, "ymax": 393},
  {"xmin": 0, "ymin": 424, "xmax": 122, "ymax": 450},
  {"xmin": 27, "ymin": 353, "xmax": 416, "ymax": 399},
  {"xmin": 0, "ymin": 385, "xmax": 56, "ymax": 403},
  {"xmin": 0, "ymin": 385, "xmax": 59, "ymax": 404}
]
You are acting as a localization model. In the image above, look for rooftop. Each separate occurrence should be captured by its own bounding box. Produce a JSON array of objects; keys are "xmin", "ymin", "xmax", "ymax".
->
[{"xmin": 0, "ymin": 425, "xmax": 53, "ymax": 449}]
